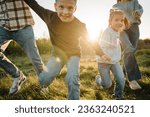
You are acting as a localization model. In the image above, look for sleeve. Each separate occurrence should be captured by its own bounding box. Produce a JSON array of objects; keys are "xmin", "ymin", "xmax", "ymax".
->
[
  {"xmin": 100, "ymin": 31, "xmax": 111, "ymax": 48},
  {"xmin": 23, "ymin": 0, "xmax": 53, "ymax": 23},
  {"xmin": 134, "ymin": 0, "xmax": 143, "ymax": 17},
  {"xmin": 112, "ymin": 4, "xmax": 117, "ymax": 9},
  {"xmin": 100, "ymin": 29, "xmax": 119, "ymax": 48}
]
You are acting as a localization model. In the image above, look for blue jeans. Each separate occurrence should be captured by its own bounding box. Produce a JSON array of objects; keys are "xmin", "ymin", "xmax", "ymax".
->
[
  {"xmin": 0, "ymin": 26, "xmax": 44, "ymax": 77},
  {"xmin": 39, "ymin": 55, "xmax": 80, "ymax": 100},
  {"xmin": 120, "ymin": 24, "xmax": 141, "ymax": 81},
  {"xmin": 98, "ymin": 63, "xmax": 125, "ymax": 98}
]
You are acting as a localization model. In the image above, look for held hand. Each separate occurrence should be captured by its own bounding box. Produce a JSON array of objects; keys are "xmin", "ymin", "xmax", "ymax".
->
[{"xmin": 101, "ymin": 54, "xmax": 112, "ymax": 63}]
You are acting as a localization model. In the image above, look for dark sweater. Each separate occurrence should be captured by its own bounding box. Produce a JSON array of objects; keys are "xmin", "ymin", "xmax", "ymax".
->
[{"xmin": 24, "ymin": 0, "xmax": 104, "ymax": 57}]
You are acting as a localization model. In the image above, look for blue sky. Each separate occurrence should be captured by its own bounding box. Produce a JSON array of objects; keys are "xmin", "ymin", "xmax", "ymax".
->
[{"xmin": 31, "ymin": 0, "xmax": 150, "ymax": 39}]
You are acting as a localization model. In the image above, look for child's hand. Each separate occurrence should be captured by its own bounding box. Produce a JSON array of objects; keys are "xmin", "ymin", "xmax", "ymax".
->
[{"xmin": 101, "ymin": 54, "xmax": 112, "ymax": 63}]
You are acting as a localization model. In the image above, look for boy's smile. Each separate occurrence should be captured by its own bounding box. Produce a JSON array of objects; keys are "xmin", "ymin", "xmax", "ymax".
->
[{"xmin": 54, "ymin": 0, "xmax": 76, "ymax": 22}]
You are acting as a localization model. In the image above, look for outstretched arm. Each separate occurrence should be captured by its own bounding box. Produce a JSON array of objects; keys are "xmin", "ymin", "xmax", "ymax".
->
[{"xmin": 23, "ymin": 0, "xmax": 53, "ymax": 23}]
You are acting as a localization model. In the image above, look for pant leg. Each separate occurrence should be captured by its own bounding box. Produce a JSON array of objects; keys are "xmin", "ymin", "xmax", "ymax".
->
[
  {"xmin": 120, "ymin": 28, "xmax": 141, "ymax": 81},
  {"xmin": 65, "ymin": 56, "xmax": 80, "ymax": 100},
  {"xmin": 126, "ymin": 24, "xmax": 140, "ymax": 50},
  {"xmin": 111, "ymin": 63, "xmax": 125, "ymax": 98},
  {"xmin": 39, "ymin": 56, "xmax": 64, "ymax": 87},
  {"xmin": 0, "ymin": 27, "xmax": 20, "ymax": 78},
  {"xmin": 13, "ymin": 26, "xmax": 44, "ymax": 75},
  {"xmin": 98, "ymin": 63, "xmax": 112, "ymax": 88}
]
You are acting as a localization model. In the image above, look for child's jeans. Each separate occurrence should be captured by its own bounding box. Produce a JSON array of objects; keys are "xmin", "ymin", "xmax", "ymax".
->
[
  {"xmin": 39, "ymin": 55, "xmax": 80, "ymax": 100},
  {"xmin": 120, "ymin": 24, "xmax": 141, "ymax": 81},
  {"xmin": 0, "ymin": 26, "xmax": 44, "ymax": 77},
  {"xmin": 98, "ymin": 62, "xmax": 125, "ymax": 99}
]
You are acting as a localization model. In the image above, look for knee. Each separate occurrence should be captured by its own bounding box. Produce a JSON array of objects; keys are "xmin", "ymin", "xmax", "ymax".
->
[
  {"xmin": 124, "ymin": 46, "xmax": 136, "ymax": 54},
  {"xmin": 39, "ymin": 71, "xmax": 55, "ymax": 87}
]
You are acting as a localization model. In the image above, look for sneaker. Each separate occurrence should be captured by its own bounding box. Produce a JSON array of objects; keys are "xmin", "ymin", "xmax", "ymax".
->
[
  {"xmin": 95, "ymin": 75, "xmax": 103, "ymax": 89},
  {"xmin": 111, "ymin": 94, "xmax": 124, "ymax": 100},
  {"xmin": 9, "ymin": 72, "xmax": 26, "ymax": 95},
  {"xmin": 40, "ymin": 87, "xmax": 49, "ymax": 94},
  {"xmin": 129, "ymin": 80, "xmax": 142, "ymax": 90},
  {"xmin": 95, "ymin": 75, "xmax": 102, "ymax": 86}
]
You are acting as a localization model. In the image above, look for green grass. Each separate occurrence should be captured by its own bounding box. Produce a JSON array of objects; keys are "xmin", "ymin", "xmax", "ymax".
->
[{"xmin": 0, "ymin": 49, "xmax": 150, "ymax": 100}]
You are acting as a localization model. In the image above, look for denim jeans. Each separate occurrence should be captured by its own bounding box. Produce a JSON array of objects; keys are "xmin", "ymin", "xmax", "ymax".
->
[
  {"xmin": 39, "ymin": 55, "xmax": 80, "ymax": 100},
  {"xmin": 0, "ymin": 26, "xmax": 44, "ymax": 77},
  {"xmin": 120, "ymin": 24, "xmax": 141, "ymax": 81},
  {"xmin": 98, "ymin": 63, "xmax": 125, "ymax": 98}
]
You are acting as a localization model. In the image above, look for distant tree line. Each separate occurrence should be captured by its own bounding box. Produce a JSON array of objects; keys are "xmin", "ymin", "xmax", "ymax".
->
[{"xmin": 4, "ymin": 38, "xmax": 150, "ymax": 56}]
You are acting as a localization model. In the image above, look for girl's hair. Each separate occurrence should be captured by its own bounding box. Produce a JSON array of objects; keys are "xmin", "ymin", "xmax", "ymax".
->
[
  {"xmin": 109, "ymin": 8, "xmax": 124, "ymax": 22},
  {"xmin": 55, "ymin": 0, "xmax": 77, "ymax": 4},
  {"xmin": 109, "ymin": 9, "xmax": 130, "ymax": 28}
]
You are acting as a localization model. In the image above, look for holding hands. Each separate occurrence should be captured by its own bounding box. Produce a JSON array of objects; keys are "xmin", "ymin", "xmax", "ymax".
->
[{"xmin": 101, "ymin": 54, "xmax": 112, "ymax": 63}]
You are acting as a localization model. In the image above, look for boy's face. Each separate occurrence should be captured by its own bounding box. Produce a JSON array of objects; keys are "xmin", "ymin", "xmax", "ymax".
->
[
  {"xmin": 110, "ymin": 14, "xmax": 124, "ymax": 32},
  {"xmin": 54, "ymin": 0, "xmax": 76, "ymax": 22}
]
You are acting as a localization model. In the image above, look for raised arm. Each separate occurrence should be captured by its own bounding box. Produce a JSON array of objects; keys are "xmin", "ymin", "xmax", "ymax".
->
[{"xmin": 23, "ymin": 0, "xmax": 53, "ymax": 23}]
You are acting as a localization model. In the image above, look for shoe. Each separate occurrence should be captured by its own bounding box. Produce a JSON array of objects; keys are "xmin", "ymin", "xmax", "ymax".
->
[
  {"xmin": 40, "ymin": 87, "xmax": 49, "ymax": 94},
  {"xmin": 111, "ymin": 94, "xmax": 124, "ymax": 100},
  {"xmin": 95, "ymin": 75, "xmax": 103, "ymax": 89},
  {"xmin": 9, "ymin": 71, "xmax": 26, "ymax": 95},
  {"xmin": 129, "ymin": 80, "xmax": 142, "ymax": 90},
  {"xmin": 95, "ymin": 75, "xmax": 102, "ymax": 86}
]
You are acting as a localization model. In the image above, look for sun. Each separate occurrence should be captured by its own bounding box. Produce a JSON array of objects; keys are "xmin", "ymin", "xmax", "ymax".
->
[{"xmin": 86, "ymin": 22, "xmax": 105, "ymax": 41}]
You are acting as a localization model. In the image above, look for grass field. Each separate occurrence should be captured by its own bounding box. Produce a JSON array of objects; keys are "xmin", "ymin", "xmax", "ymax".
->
[{"xmin": 0, "ymin": 49, "xmax": 150, "ymax": 100}]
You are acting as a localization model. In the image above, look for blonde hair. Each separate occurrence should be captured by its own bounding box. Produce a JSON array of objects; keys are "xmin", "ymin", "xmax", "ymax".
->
[{"xmin": 109, "ymin": 9, "xmax": 130, "ymax": 28}]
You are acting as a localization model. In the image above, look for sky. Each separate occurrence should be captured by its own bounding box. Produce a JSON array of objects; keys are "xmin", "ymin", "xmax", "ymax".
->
[{"xmin": 31, "ymin": 0, "xmax": 150, "ymax": 40}]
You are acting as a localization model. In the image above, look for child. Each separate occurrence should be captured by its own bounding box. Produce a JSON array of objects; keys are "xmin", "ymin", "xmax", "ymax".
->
[
  {"xmin": 113, "ymin": 0, "xmax": 143, "ymax": 90},
  {"xmin": 23, "ymin": 0, "xmax": 110, "ymax": 100},
  {"xmin": 95, "ymin": 9, "xmax": 125, "ymax": 100}
]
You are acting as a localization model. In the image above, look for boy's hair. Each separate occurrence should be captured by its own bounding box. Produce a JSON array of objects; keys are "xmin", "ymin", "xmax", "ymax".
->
[{"xmin": 55, "ymin": 0, "xmax": 77, "ymax": 4}]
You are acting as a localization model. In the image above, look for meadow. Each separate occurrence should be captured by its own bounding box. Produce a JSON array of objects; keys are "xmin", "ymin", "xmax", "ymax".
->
[{"xmin": 0, "ymin": 39, "xmax": 150, "ymax": 100}]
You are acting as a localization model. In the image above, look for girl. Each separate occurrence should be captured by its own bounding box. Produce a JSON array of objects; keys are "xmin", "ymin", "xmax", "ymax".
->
[
  {"xmin": 113, "ymin": 0, "xmax": 143, "ymax": 90},
  {"xmin": 95, "ymin": 9, "xmax": 126, "ymax": 100}
]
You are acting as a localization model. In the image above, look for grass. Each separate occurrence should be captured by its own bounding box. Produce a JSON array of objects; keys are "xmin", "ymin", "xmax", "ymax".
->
[{"xmin": 0, "ymin": 49, "xmax": 150, "ymax": 100}]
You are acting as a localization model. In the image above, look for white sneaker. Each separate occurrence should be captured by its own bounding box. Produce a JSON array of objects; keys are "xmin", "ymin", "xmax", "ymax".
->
[
  {"xmin": 129, "ymin": 80, "xmax": 142, "ymax": 90},
  {"xmin": 9, "ymin": 72, "xmax": 26, "ymax": 95},
  {"xmin": 95, "ymin": 75, "xmax": 102, "ymax": 89}
]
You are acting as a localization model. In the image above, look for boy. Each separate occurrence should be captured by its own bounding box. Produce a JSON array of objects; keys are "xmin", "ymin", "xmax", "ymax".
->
[{"xmin": 23, "ymin": 0, "xmax": 110, "ymax": 100}]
